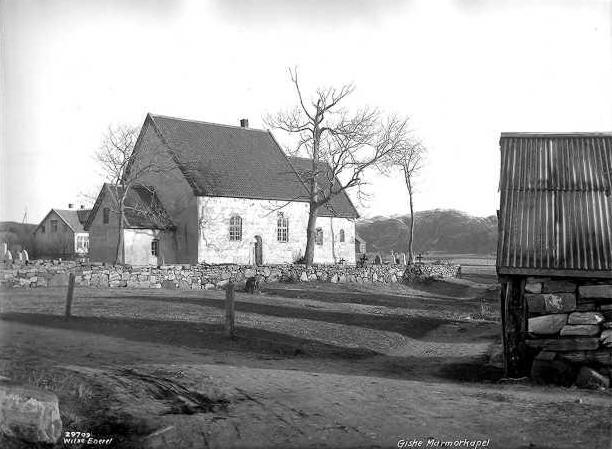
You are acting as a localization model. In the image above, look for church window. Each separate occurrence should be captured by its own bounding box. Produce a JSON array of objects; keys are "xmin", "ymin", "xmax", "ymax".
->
[{"xmin": 229, "ymin": 216, "xmax": 242, "ymax": 241}]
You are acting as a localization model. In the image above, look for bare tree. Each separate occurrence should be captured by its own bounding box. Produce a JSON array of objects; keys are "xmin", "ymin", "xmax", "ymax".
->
[
  {"xmin": 266, "ymin": 68, "xmax": 412, "ymax": 266},
  {"xmin": 95, "ymin": 124, "xmax": 175, "ymax": 263},
  {"xmin": 384, "ymin": 138, "xmax": 426, "ymax": 263}
]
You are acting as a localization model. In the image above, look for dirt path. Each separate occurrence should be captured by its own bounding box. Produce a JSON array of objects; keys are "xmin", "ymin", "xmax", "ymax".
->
[{"xmin": 1, "ymin": 283, "xmax": 610, "ymax": 448}]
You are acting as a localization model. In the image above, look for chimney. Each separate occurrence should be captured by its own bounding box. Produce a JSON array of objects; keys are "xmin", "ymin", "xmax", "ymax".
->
[
  {"xmin": 68, "ymin": 203, "xmax": 74, "ymax": 209},
  {"xmin": 240, "ymin": 118, "xmax": 249, "ymax": 128}
]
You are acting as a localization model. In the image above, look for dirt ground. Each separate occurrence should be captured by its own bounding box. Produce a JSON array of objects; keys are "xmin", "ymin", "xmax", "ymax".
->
[{"xmin": 0, "ymin": 274, "xmax": 610, "ymax": 449}]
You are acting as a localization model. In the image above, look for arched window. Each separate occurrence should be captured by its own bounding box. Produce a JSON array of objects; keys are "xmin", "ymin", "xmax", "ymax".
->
[
  {"xmin": 339, "ymin": 229, "xmax": 345, "ymax": 243},
  {"xmin": 277, "ymin": 212, "xmax": 289, "ymax": 242},
  {"xmin": 229, "ymin": 216, "xmax": 242, "ymax": 241}
]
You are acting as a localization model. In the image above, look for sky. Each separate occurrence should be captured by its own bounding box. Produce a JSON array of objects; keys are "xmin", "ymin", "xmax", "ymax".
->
[{"xmin": 1, "ymin": 0, "xmax": 611, "ymax": 223}]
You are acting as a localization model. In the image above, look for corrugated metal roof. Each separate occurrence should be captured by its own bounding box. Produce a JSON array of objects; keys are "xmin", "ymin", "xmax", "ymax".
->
[{"xmin": 497, "ymin": 133, "xmax": 612, "ymax": 278}]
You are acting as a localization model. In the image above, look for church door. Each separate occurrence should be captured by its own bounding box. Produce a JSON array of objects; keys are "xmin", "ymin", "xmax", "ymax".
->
[{"xmin": 254, "ymin": 235, "xmax": 263, "ymax": 266}]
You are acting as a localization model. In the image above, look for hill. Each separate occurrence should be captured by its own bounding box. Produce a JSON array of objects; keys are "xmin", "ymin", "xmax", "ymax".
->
[
  {"xmin": 0, "ymin": 221, "xmax": 37, "ymax": 252},
  {"xmin": 356, "ymin": 209, "xmax": 497, "ymax": 255}
]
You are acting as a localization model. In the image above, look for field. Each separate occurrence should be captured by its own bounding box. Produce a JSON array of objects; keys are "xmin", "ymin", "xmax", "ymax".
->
[{"xmin": 1, "ymin": 271, "xmax": 611, "ymax": 448}]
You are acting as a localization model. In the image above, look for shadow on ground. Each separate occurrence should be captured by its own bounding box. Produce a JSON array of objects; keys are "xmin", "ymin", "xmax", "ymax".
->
[
  {"xmin": 0, "ymin": 312, "xmax": 503, "ymax": 384},
  {"xmin": 89, "ymin": 293, "xmax": 456, "ymax": 340}
]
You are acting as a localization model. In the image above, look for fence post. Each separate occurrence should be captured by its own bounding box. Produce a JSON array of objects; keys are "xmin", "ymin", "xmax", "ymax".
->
[
  {"xmin": 225, "ymin": 282, "xmax": 235, "ymax": 338},
  {"xmin": 65, "ymin": 272, "xmax": 76, "ymax": 319}
]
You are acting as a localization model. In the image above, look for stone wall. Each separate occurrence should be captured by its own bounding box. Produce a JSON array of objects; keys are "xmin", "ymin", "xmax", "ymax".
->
[
  {"xmin": 0, "ymin": 259, "xmax": 459, "ymax": 289},
  {"xmin": 525, "ymin": 278, "xmax": 612, "ymax": 389}
]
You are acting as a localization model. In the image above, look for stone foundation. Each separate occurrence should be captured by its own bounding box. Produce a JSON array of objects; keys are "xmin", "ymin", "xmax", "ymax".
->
[
  {"xmin": 0, "ymin": 260, "xmax": 460, "ymax": 290},
  {"xmin": 525, "ymin": 277, "xmax": 612, "ymax": 389}
]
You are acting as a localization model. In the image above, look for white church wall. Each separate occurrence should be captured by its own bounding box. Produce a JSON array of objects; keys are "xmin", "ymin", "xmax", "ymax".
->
[{"xmin": 197, "ymin": 197, "xmax": 357, "ymax": 265}]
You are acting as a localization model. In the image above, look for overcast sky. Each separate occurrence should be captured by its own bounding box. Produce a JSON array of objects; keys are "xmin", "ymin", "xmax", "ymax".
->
[{"xmin": 1, "ymin": 0, "xmax": 611, "ymax": 223}]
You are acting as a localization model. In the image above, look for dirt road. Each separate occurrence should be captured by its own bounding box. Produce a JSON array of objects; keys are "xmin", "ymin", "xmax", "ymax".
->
[{"xmin": 1, "ymin": 281, "xmax": 610, "ymax": 448}]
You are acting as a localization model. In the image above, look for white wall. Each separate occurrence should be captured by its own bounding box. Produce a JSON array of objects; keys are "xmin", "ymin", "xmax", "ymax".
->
[
  {"xmin": 123, "ymin": 229, "xmax": 173, "ymax": 266},
  {"xmin": 197, "ymin": 196, "xmax": 356, "ymax": 265},
  {"xmin": 312, "ymin": 216, "xmax": 356, "ymax": 265}
]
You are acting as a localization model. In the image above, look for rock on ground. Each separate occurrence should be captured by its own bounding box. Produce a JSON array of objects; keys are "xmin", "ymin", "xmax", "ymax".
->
[
  {"xmin": 0, "ymin": 384, "xmax": 62, "ymax": 444},
  {"xmin": 575, "ymin": 367, "xmax": 610, "ymax": 390},
  {"xmin": 530, "ymin": 358, "xmax": 576, "ymax": 387}
]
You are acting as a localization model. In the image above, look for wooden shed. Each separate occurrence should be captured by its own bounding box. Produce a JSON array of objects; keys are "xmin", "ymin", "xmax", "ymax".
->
[{"xmin": 496, "ymin": 132, "xmax": 612, "ymax": 382}]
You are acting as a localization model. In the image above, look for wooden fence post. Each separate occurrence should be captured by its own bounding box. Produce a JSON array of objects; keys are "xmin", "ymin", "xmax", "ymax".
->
[
  {"xmin": 225, "ymin": 282, "xmax": 235, "ymax": 338},
  {"xmin": 65, "ymin": 272, "xmax": 76, "ymax": 319}
]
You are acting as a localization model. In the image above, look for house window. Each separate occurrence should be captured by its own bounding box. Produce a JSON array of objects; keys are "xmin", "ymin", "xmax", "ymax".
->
[
  {"xmin": 51, "ymin": 220, "xmax": 58, "ymax": 233},
  {"xmin": 151, "ymin": 239, "xmax": 159, "ymax": 257},
  {"xmin": 41, "ymin": 225, "xmax": 45, "ymax": 233},
  {"xmin": 339, "ymin": 229, "xmax": 345, "ymax": 243},
  {"xmin": 315, "ymin": 227, "xmax": 323, "ymax": 245},
  {"xmin": 103, "ymin": 207, "xmax": 110, "ymax": 224},
  {"xmin": 277, "ymin": 212, "xmax": 289, "ymax": 242},
  {"xmin": 229, "ymin": 216, "xmax": 242, "ymax": 241},
  {"xmin": 63, "ymin": 224, "xmax": 68, "ymax": 232},
  {"xmin": 76, "ymin": 235, "xmax": 89, "ymax": 252}
]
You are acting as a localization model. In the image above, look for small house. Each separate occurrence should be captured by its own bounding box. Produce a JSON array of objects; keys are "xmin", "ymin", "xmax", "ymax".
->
[
  {"xmin": 496, "ymin": 132, "xmax": 612, "ymax": 383},
  {"xmin": 33, "ymin": 205, "xmax": 90, "ymax": 258},
  {"xmin": 85, "ymin": 184, "xmax": 175, "ymax": 265}
]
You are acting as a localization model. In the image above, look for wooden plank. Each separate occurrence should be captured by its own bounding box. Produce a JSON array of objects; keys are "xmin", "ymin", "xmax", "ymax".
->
[
  {"xmin": 64, "ymin": 272, "xmax": 76, "ymax": 319},
  {"xmin": 503, "ymin": 278, "xmax": 529, "ymax": 377},
  {"xmin": 524, "ymin": 337, "xmax": 600, "ymax": 351},
  {"xmin": 497, "ymin": 267, "xmax": 612, "ymax": 279}
]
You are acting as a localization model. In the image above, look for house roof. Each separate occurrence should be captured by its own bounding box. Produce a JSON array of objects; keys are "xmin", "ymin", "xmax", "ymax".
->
[
  {"xmin": 84, "ymin": 183, "xmax": 175, "ymax": 230},
  {"xmin": 287, "ymin": 156, "xmax": 359, "ymax": 219},
  {"xmin": 146, "ymin": 114, "xmax": 311, "ymax": 203},
  {"xmin": 35, "ymin": 208, "xmax": 91, "ymax": 233},
  {"xmin": 496, "ymin": 133, "xmax": 612, "ymax": 278}
]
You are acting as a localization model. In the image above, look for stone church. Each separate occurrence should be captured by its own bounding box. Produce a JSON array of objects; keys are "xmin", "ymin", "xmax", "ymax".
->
[{"xmin": 86, "ymin": 114, "xmax": 359, "ymax": 266}]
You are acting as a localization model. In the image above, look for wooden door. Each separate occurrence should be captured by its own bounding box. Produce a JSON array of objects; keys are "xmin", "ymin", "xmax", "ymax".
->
[{"xmin": 254, "ymin": 235, "xmax": 263, "ymax": 266}]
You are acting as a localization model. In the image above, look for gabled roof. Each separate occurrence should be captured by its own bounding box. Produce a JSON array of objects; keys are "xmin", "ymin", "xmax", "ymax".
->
[
  {"xmin": 35, "ymin": 208, "xmax": 91, "ymax": 233},
  {"xmin": 288, "ymin": 156, "xmax": 359, "ymax": 219},
  {"xmin": 144, "ymin": 114, "xmax": 311, "ymax": 203},
  {"xmin": 84, "ymin": 183, "xmax": 175, "ymax": 231},
  {"xmin": 497, "ymin": 132, "xmax": 612, "ymax": 278}
]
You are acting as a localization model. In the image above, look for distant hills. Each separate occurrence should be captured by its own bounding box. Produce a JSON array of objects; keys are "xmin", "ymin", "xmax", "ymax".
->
[
  {"xmin": 0, "ymin": 221, "xmax": 37, "ymax": 252},
  {"xmin": 356, "ymin": 209, "xmax": 497, "ymax": 255}
]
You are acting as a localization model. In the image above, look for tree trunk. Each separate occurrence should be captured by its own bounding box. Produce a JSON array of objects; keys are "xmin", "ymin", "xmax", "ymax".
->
[
  {"xmin": 115, "ymin": 197, "xmax": 126, "ymax": 264},
  {"xmin": 303, "ymin": 202, "xmax": 319, "ymax": 266},
  {"xmin": 405, "ymin": 166, "xmax": 415, "ymax": 264},
  {"xmin": 329, "ymin": 217, "xmax": 337, "ymax": 264}
]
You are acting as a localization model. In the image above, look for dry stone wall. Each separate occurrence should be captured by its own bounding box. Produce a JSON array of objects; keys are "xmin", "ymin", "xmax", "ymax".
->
[
  {"xmin": 0, "ymin": 260, "xmax": 460, "ymax": 290},
  {"xmin": 525, "ymin": 277, "xmax": 612, "ymax": 389}
]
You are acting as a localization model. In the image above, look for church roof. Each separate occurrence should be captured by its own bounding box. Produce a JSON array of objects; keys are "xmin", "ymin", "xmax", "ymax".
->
[
  {"xmin": 147, "ymin": 114, "xmax": 311, "ymax": 203},
  {"xmin": 288, "ymin": 157, "xmax": 359, "ymax": 219}
]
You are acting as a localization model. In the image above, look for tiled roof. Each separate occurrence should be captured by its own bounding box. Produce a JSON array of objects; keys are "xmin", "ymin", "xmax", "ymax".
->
[
  {"xmin": 85, "ymin": 183, "xmax": 175, "ymax": 230},
  {"xmin": 287, "ymin": 156, "xmax": 360, "ymax": 219},
  {"xmin": 43, "ymin": 209, "xmax": 91, "ymax": 233},
  {"xmin": 497, "ymin": 133, "xmax": 612, "ymax": 278},
  {"xmin": 147, "ymin": 114, "xmax": 311, "ymax": 203}
]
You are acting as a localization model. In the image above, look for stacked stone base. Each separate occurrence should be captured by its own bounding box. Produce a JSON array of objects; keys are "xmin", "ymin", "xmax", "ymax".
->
[
  {"xmin": 525, "ymin": 279, "xmax": 612, "ymax": 389},
  {"xmin": 0, "ymin": 259, "xmax": 460, "ymax": 290}
]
